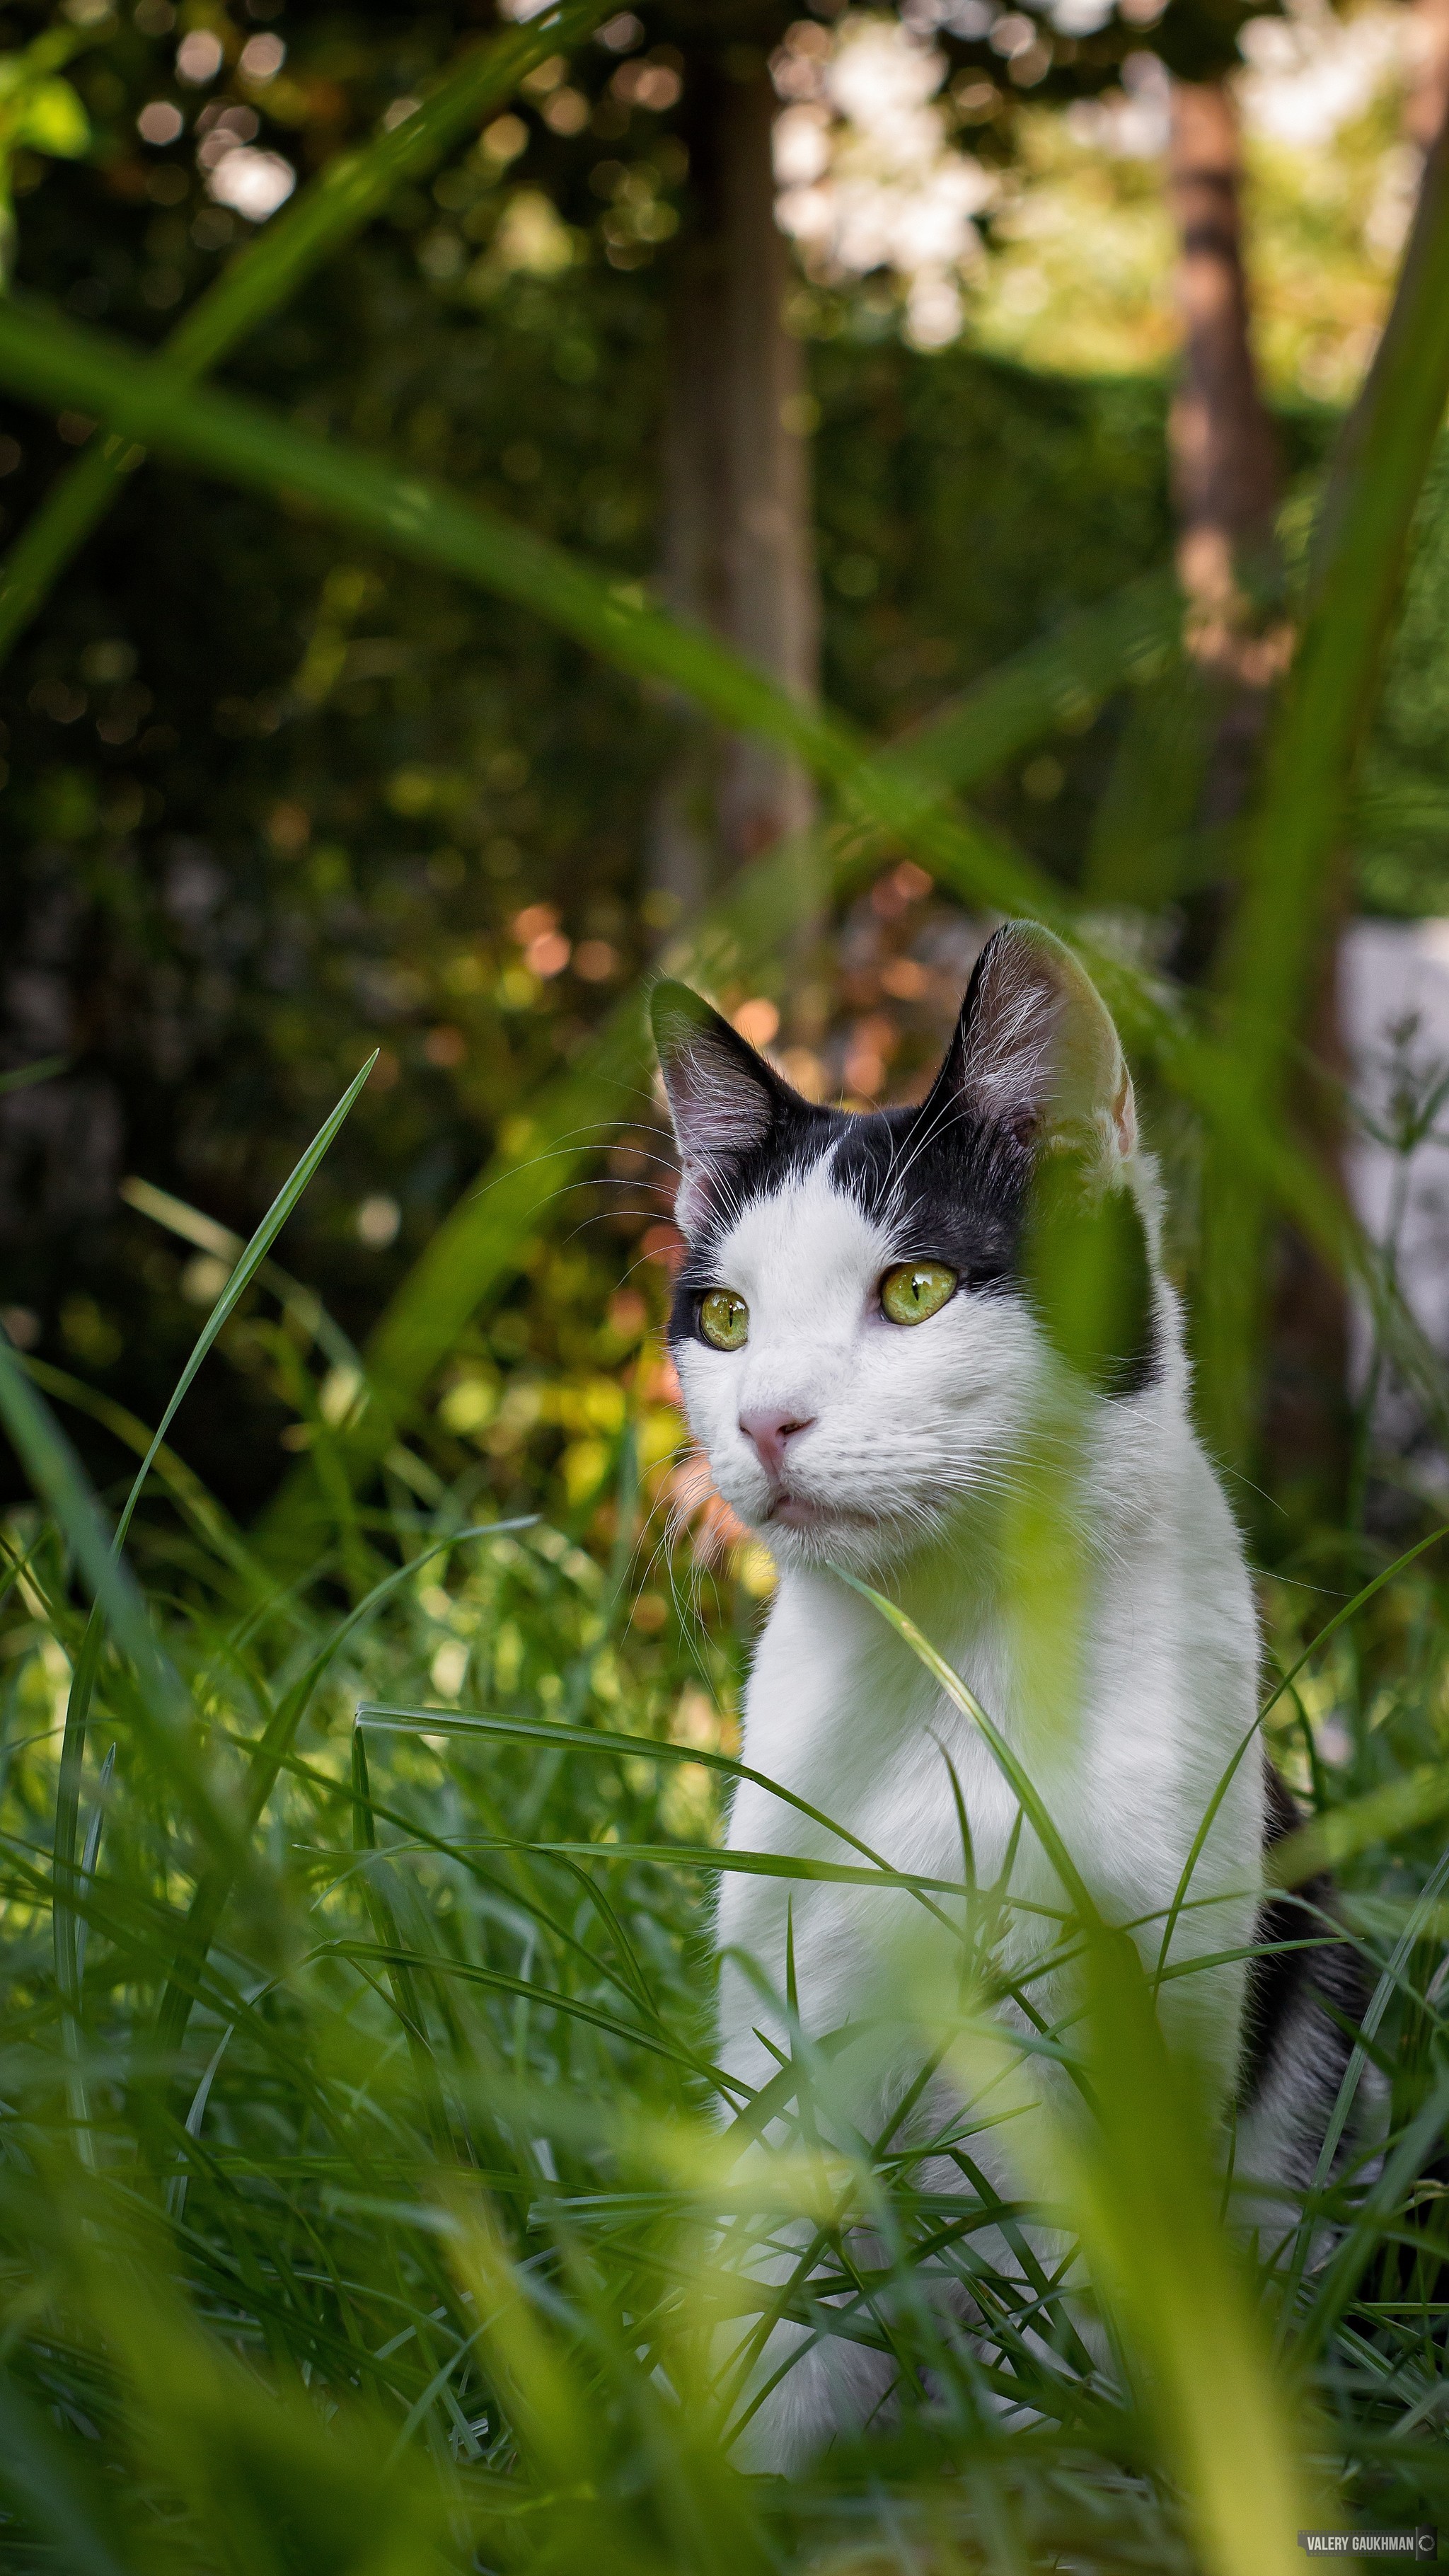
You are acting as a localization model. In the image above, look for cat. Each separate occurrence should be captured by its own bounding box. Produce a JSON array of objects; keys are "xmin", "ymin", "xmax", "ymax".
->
[{"xmin": 650, "ymin": 920, "xmax": 1372, "ymax": 2472}]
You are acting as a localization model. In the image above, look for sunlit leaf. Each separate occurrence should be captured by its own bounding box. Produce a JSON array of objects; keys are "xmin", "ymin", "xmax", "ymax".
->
[{"xmin": 15, "ymin": 75, "xmax": 88, "ymax": 159}]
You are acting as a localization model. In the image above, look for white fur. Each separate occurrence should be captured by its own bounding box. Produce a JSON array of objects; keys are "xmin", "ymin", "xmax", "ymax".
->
[{"xmin": 673, "ymin": 1144, "xmax": 1264, "ymax": 2471}]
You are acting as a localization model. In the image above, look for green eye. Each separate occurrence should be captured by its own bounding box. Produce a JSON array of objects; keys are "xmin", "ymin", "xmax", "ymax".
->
[
  {"xmin": 881, "ymin": 1262, "xmax": 957, "ymax": 1327},
  {"xmin": 699, "ymin": 1288, "xmax": 749, "ymax": 1351}
]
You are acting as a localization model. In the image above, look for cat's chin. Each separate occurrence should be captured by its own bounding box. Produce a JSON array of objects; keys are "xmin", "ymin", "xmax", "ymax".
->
[{"xmin": 749, "ymin": 1495, "xmax": 938, "ymax": 1576}]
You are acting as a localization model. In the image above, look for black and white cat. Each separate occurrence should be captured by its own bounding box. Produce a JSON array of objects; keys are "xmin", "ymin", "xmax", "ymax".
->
[{"xmin": 651, "ymin": 921, "xmax": 1369, "ymax": 2471}]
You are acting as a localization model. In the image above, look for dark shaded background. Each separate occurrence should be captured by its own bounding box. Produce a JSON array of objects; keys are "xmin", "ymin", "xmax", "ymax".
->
[{"xmin": 1, "ymin": 0, "xmax": 1442, "ymax": 1519}]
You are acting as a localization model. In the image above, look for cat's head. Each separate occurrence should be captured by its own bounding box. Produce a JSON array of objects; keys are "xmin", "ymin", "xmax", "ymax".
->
[{"xmin": 651, "ymin": 921, "xmax": 1164, "ymax": 1573}]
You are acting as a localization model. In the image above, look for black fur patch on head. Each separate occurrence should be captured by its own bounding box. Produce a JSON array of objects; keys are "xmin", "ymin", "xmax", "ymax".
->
[
  {"xmin": 666, "ymin": 1074, "xmax": 1158, "ymax": 1398},
  {"xmin": 655, "ymin": 942, "xmax": 1158, "ymax": 1394}
]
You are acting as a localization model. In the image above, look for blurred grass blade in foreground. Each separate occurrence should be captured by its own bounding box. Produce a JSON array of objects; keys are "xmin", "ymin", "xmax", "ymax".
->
[{"xmin": 1195, "ymin": 100, "xmax": 1449, "ymax": 1461}]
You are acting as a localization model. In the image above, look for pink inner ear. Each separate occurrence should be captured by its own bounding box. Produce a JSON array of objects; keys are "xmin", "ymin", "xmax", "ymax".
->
[
  {"xmin": 673, "ymin": 1071, "xmax": 770, "ymax": 1166},
  {"xmin": 1112, "ymin": 1069, "xmax": 1137, "ymax": 1161},
  {"xmin": 959, "ymin": 928, "xmax": 1133, "ymax": 1162}
]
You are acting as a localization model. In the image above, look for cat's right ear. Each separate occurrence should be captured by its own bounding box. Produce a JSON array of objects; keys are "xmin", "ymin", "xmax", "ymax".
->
[
  {"xmin": 650, "ymin": 980, "xmax": 780, "ymax": 1238},
  {"xmin": 928, "ymin": 922, "xmax": 1136, "ymax": 1180}
]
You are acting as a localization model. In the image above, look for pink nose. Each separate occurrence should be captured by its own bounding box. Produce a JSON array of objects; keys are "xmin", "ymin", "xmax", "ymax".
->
[{"xmin": 739, "ymin": 1407, "xmax": 815, "ymax": 1482}]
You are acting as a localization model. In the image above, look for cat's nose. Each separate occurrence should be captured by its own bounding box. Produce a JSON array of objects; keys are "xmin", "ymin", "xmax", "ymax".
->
[{"xmin": 738, "ymin": 1408, "xmax": 815, "ymax": 1482}]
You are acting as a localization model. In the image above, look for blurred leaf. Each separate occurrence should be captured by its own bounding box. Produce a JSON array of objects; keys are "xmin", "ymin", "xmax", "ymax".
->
[
  {"xmin": 0, "ymin": 1328, "xmax": 178, "ymax": 1715},
  {"xmin": 1065, "ymin": 1931, "xmax": 1313, "ymax": 2576},
  {"xmin": 80, "ymin": 2233, "xmax": 451, "ymax": 2576},
  {"xmin": 0, "ymin": 1051, "xmax": 64, "ymax": 1096},
  {"xmin": 0, "ymin": 2367, "xmax": 132, "ymax": 2576},
  {"xmin": 1270, "ymin": 1763, "xmax": 1449, "ymax": 1884},
  {"xmin": 15, "ymin": 75, "xmax": 88, "ymax": 159},
  {"xmin": 1082, "ymin": 660, "xmax": 1213, "ymax": 907}
]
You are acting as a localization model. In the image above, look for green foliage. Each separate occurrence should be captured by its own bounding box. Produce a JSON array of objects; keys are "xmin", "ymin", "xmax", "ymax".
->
[
  {"xmin": 5, "ymin": 71, "xmax": 86, "ymax": 158},
  {"xmin": 0, "ymin": 0, "xmax": 618, "ymax": 660},
  {"xmin": 0, "ymin": 15, "xmax": 1448, "ymax": 2557},
  {"xmin": 0, "ymin": 1161, "xmax": 1443, "ymax": 2572},
  {"xmin": 1, "ymin": 277, "xmax": 1426, "ymax": 1518},
  {"xmin": 0, "ymin": 9, "xmax": 97, "ymax": 287}
]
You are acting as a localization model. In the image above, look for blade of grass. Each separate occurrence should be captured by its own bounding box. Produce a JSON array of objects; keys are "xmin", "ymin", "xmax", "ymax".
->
[
  {"xmin": 0, "ymin": 0, "xmax": 615, "ymax": 661},
  {"xmin": 0, "ymin": 305, "xmax": 1349, "ymax": 1156},
  {"xmin": 0, "ymin": 1335, "xmax": 243, "ymax": 2141},
  {"xmin": 52, "ymin": 1054, "xmax": 376, "ymax": 2108},
  {"xmin": 427, "ymin": 1838, "xmax": 972, "ymax": 1897},
  {"xmin": 1268, "ymin": 1763, "xmax": 1449, "ymax": 1886},
  {"xmin": 311, "ymin": 1759, "xmax": 691, "ymax": 2050},
  {"xmin": 120, "ymin": 1174, "xmax": 362, "ymax": 1381},
  {"xmin": 899, "ymin": 565, "xmax": 1180, "ymax": 794},
  {"xmin": 328, "ymin": 1936, "xmax": 703, "ymax": 2075},
  {"xmin": 152, "ymin": 1522, "xmax": 535, "ymax": 2062},
  {"xmin": 0, "ymin": 1052, "xmax": 64, "ymax": 1096},
  {"xmin": 349, "ymin": 1726, "xmax": 451, "ymax": 2154},
  {"xmin": 1064, "ymin": 1931, "xmax": 1312, "ymax": 2576},
  {"xmin": 0, "ymin": 2368, "xmax": 132, "ymax": 2576},
  {"xmin": 1293, "ymin": 2062, "xmax": 1449, "ymax": 2369},
  {"xmin": 64, "ymin": 1735, "xmax": 114, "ymax": 2170},
  {"xmin": 355, "ymin": 1703, "xmax": 974, "ymax": 1926},
  {"xmin": 1156, "ymin": 1523, "xmax": 1449, "ymax": 1983},
  {"xmin": 0, "ymin": 294, "xmax": 864, "ymax": 783},
  {"xmin": 112, "ymin": 1052, "xmax": 377, "ymax": 1556},
  {"xmin": 0, "ymin": 1330, "xmax": 180, "ymax": 1714},
  {"xmin": 23, "ymin": 1355, "xmax": 262, "ymax": 1583},
  {"xmin": 1274, "ymin": 1844, "xmax": 1449, "ymax": 2337},
  {"xmin": 0, "ymin": 297, "xmax": 1196, "ymax": 996}
]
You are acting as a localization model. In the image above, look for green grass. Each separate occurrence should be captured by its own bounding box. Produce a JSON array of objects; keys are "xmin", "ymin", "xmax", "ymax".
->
[{"xmin": 0, "ymin": 1102, "xmax": 1444, "ymax": 2576}]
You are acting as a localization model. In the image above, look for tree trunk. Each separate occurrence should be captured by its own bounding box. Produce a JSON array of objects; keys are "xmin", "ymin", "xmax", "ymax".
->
[
  {"xmin": 1167, "ymin": 78, "xmax": 1284, "ymax": 817},
  {"xmin": 650, "ymin": 55, "xmax": 819, "ymax": 916},
  {"xmin": 1243, "ymin": 20, "xmax": 1449, "ymax": 1523},
  {"xmin": 1162, "ymin": 81, "xmax": 1325, "ymax": 1500},
  {"xmin": 1167, "ymin": 81, "xmax": 1351, "ymax": 1517},
  {"xmin": 1090, "ymin": 82, "xmax": 1283, "ymax": 919}
]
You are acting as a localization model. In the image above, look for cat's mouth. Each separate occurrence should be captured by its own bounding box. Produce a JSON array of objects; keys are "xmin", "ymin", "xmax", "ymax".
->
[{"xmin": 764, "ymin": 1489, "xmax": 872, "ymax": 1531}]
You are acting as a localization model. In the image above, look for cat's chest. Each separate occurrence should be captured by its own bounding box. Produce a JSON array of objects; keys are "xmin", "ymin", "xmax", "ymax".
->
[
  {"xmin": 730, "ymin": 1587, "xmax": 1020, "ymax": 1880},
  {"xmin": 715, "ymin": 1556, "xmax": 1223, "ymax": 1986},
  {"xmin": 715, "ymin": 1585, "xmax": 1039, "ymax": 2068}
]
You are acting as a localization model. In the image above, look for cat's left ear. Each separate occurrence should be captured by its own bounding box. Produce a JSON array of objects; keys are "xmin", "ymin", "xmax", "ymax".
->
[
  {"xmin": 650, "ymin": 979, "xmax": 789, "ymax": 1236},
  {"xmin": 935, "ymin": 922, "xmax": 1137, "ymax": 1176}
]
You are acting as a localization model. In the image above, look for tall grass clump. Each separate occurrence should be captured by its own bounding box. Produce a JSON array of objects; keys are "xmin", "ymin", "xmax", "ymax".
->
[{"xmin": 0, "ymin": 1074, "xmax": 1441, "ymax": 2576}]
